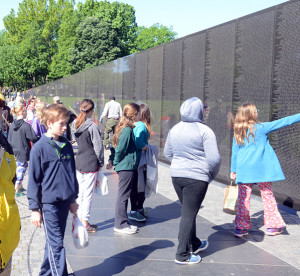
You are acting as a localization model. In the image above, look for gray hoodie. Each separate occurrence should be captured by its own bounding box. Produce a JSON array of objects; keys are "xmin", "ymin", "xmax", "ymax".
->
[
  {"xmin": 73, "ymin": 118, "xmax": 104, "ymax": 172},
  {"xmin": 164, "ymin": 97, "xmax": 221, "ymax": 183}
]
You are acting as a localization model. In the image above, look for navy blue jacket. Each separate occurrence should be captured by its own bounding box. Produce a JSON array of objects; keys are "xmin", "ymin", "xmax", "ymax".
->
[{"xmin": 27, "ymin": 135, "xmax": 78, "ymax": 210}]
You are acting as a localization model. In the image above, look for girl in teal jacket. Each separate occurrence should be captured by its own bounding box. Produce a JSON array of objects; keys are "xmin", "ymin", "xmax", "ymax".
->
[{"xmin": 230, "ymin": 103, "xmax": 300, "ymax": 238}]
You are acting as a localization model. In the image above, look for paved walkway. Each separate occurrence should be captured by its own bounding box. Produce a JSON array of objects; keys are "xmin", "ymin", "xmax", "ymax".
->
[{"xmin": 11, "ymin": 151, "xmax": 300, "ymax": 275}]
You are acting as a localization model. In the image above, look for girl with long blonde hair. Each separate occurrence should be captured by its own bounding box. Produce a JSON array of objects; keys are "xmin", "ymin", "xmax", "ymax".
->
[
  {"xmin": 108, "ymin": 103, "xmax": 141, "ymax": 234},
  {"xmin": 231, "ymin": 103, "xmax": 300, "ymax": 238},
  {"xmin": 8, "ymin": 105, "xmax": 38, "ymax": 196},
  {"xmin": 32, "ymin": 101, "xmax": 47, "ymax": 137}
]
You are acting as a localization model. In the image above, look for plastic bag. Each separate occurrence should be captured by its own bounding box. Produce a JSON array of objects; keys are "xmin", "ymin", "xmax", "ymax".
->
[
  {"xmin": 223, "ymin": 181, "xmax": 238, "ymax": 215},
  {"xmin": 95, "ymin": 170, "xmax": 108, "ymax": 195},
  {"xmin": 72, "ymin": 216, "xmax": 89, "ymax": 249}
]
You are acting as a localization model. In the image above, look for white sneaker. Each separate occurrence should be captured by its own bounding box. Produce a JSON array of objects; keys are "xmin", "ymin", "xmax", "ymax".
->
[{"xmin": 114, "ymin": 225, "xmax": 138, "ymax": 235}]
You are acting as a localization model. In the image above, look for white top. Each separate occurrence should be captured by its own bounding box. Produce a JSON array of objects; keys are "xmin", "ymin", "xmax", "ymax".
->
[{"xmin": 100, "ymin": 100, "xmax": 122, "ymax": 121}]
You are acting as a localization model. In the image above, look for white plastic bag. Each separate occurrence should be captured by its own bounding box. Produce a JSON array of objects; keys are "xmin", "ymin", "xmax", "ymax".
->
[
  {"xmin": 95, "ymin": 170, "xmax": 108, "ymax": 195},
  {"xmin": 72, "ymin": 216, "xmax": 89, "ymax": 249}
]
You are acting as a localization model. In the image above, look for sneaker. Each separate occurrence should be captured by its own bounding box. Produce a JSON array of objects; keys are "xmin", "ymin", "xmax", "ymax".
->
[
  {"xmin": 19, "ymin": 187, "xmax": 26, "ymax": 192},
  {"xmin": 128, "ymin": 211, "xmax": 146, "ymax": 222},
  {"xmin": 234, "ymin": 229, "xmax": 248, "ymax": 238},
  {"xmin": 193, "ymin": 240, "xmax": 209, "ymax": 254},
  {"xmin": 138, "ymin": 208, "xmax": 148, "ymax": 217},
  {"xmin": 86, "ymin": 224, "xmax": 97, "ymax": 233},
  {"xmin": 174, "ymin": 254, "xmax": 201, "ymax": 265},
  {"xmin": 266, "ymin": 228, "xmax": 283, "ymax": 236},
  {"xmin": 128, "ymin": 224, "xmax": 138, "ymax": 231},
  {"xmin": 15, "ymin": 191, "xmax": 25, "ymax": 197},
  {"xmin": 114, "ymin": 225, "xmax": 138, "ymax": 235}
]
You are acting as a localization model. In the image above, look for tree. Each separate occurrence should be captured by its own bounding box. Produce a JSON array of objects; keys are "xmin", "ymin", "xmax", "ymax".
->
[
  {"xmin": 77, "ymin": 0, "xmax": 137, "ymax": 55},
  {"xmin": 132, "ymin": 23, "xmax": 177, "ymax": 53},
  {"xmin": 69, "ymin": 16, "xmax": 123, "ymax": 73}
]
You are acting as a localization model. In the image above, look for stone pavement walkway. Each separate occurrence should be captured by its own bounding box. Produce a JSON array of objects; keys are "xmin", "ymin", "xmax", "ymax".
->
[{"xmin": 11, "ymin": 151, "xmax": 300, "ymax": 275}]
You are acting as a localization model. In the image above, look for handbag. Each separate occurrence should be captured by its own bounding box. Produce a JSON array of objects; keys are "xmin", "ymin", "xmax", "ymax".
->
[
  {"xmin": 223, "ymin": 181, "xmax": 238, "ymax": 214},
  {"xmin": 95, "ymin": 170, "xmax": 108, "ymax": 195},
  {"xmin": 72, "ymin": 216, "xmax": 89, "ymax": 249}
]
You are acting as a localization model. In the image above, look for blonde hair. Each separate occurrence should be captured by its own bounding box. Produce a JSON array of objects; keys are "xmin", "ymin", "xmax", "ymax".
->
[
  {"xmin": 234, "ymin": 103, "xmax": 258, "ymax": 145},
  {"xmin": 75, "ymin": 99, "xmax": 94, "ymax": 130},
  {"xmin": 41, "ymin": 104, "xmax": 69, "ymax": 129},
  {"xmin": 139, "ymin": 103, "xmax": 151, "ymax": 140},
  {"xmin": 35, "ymin": 102, "xmax": 46, "ymax": 121},
  {"xmin": 113, "ymin": 103, "xmax": 140, "ymax": 148},
  {"xmin": 11, "ymin": 105, "xmax": 25, "ymax": 116}
]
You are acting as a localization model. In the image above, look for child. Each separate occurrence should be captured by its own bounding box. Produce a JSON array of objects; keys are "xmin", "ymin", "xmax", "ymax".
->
[
  {"xmin": 27, "ymin": 104, "xmax": 78, "ymax": 276},
  {"xmin": 231, "ymin": 103, "xmax": 300, "ymax": 237},
  {"xmin": 8, "ymin": 105, "xmax": 38, "ymax": 196},
  {"xmin": 31, "ymin": 101, "xmax": 47, "ymax": 137},
  {"xmin": 73, "ymin": 99, "xmax": 104, "ymax": 233},
  {"xmin": 107, "ymin": 103, "xmax": 141, "ymax": 235},
  {"xmin": 129, "ymin": 103, "xmax": 151, "ymax": 222}
]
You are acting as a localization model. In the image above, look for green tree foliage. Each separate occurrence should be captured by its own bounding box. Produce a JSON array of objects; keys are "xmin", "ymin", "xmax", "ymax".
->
[
  {"xmin": 132, "ymin": 23, "xmax": 177, "ymax": 53},
  {"xmin": 0, "ymin": 0, "xmax": 177, "ymax": 90},
  {"xmin": 69, "ymin": 16, "xmax": 122, "ymax": 73}
]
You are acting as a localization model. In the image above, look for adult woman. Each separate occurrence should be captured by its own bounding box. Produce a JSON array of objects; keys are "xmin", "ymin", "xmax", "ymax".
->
[
  {"xmin": 231, "ymin": 103, "xmax": 300, "ymax": 237},
  {"xmin": 164, "ymin": 97, "xmax": 221, "ymax": 265},
  {"xmin": 74, "ymin": 99, "xmax": 104, "ymax": 233}
]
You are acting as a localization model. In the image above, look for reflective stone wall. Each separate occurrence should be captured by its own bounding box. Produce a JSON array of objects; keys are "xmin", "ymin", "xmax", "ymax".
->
[{"xmin": 30, "ymin": 0, "xmax": 300, "ymax": 209}]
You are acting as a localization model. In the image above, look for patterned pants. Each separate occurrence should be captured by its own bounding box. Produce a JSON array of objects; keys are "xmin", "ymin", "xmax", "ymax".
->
[
  {"xmin": 235, "ymin": 182, "xmax": 285, "ymax": 230},
  {"xmin": 16, "ymin": 161, "xmax": 28, "ymax": 187}
]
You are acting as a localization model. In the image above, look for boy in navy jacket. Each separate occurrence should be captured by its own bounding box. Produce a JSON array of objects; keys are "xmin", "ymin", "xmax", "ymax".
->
[{"xmin": 27, "ymin": 104, "xmax": 78, "ymax": 276}]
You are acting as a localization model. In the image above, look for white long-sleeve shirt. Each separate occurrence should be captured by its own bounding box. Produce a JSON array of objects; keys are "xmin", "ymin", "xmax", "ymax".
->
[{"xmin": 100, "ymin": 100, "xmax": 122, "ymax": 121}]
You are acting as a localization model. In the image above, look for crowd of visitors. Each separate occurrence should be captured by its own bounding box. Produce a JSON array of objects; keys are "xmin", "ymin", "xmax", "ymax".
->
[{"xmin": 0, "ymin": 91, "xmax": 299, "ymax": 274}]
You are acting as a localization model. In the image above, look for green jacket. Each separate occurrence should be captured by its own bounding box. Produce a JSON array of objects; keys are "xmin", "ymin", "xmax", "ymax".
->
[{"xmin": 112, "ymin": 127, "xmax": 139, "ymax": 171}]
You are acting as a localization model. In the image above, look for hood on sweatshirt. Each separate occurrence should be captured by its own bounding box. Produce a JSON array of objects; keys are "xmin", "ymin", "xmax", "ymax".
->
[
  {"xmin": 180, "ymin": 97, "xmax": 203, "ymax": 123},
  {"xmin": 74, "ymin": 118, "xmax": 94, "ymax": 136},
  {"xmin": 13, "ymin": 119, "xmax": 25, "ymax": 131}
]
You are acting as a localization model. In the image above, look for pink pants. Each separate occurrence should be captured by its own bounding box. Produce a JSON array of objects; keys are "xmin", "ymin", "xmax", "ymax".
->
[{"xmin": 235, "ymin": 182, "xmax": 285, "ymax": 230}]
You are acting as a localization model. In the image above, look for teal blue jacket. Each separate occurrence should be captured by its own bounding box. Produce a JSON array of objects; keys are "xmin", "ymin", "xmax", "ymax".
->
[
  {"xmin": 133, "ymin": 121, "xmax": 148, "ymax": 163},
  {"xmin": 113, "ymin": 127, "xmax": 139, "ymax": 172},
  {"xmin": 231, "ymin": 113, "xmax": 300, "ymax": 183}
]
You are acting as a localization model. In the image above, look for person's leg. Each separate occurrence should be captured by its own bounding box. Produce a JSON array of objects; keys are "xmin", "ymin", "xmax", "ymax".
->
[
  {"xmin": 258, "ymin": 182, "xmax": 285, "ymax": 228},
  {"xmin": 172, "ymin": 177, "xmax": 208, "ymax": 261},
  {"xmin": 15, "ymin": 161, "xmax": 28, "ymax": 194},
  {"xmin": 235, "ymin": 183, "xmax": 253, "ymax": 230},
  {"xmin": 81, "ymin": 172, "xmax": 97, "ymax": 226},
  {"xmin": 40, "ymin": 201, "xmax": 70, "ymax": 276},
  {"xmin": 111, "ymin": 119, "xmax": 119, "ymax": 134},
  {"xmin": 130, "ymin": 171, "xmax": 139, "ymax": 212},
  {"xmin": 76, "ymin": 171, "xmax": 84, "ymax": 221},
  {"xmin": 115, "ymin": 171, "xmax": 135, "ymax": 229},
  {"xmin": 103, "ymin": 119, "xmax": 115, "ymax": 147}
]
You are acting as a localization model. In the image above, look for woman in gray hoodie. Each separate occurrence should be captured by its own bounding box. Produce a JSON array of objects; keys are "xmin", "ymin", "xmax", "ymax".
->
[{"xmin": 164, "ymin": 97, "xmax": 221, "ymax": 265}]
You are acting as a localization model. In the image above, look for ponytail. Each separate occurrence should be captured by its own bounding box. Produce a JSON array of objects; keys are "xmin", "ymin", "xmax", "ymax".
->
[{"xmin": 75, "ymin": 99, "xmax": 94, "ymax": 129}]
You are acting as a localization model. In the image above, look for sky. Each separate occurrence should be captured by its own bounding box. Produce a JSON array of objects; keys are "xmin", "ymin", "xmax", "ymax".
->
[{"xmin": 0, "ymin": 0, "xmax": 289, "ymax": 38}]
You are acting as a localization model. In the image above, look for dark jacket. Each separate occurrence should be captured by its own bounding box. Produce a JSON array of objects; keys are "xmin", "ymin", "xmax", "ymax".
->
[
  {"xmin": 8, "ymin": 119, "xmax": 39, "ymax": 162},
  {"xmin": 1, "ymin": 105, "xmax": 13, "ymax": 133},
  {"xmin": 111, "ymin": 127, "xmax": 139, "ymax": 172},
  {"xmin": 74, "ymin": 118, "xmax": 104, "ymax": 172},
  {"xmin": 27, "ymin": 135, "xmax": 78, "ymax": 210}
]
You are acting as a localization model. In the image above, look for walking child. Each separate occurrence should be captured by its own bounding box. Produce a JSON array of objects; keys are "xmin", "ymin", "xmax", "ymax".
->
[
  {"xmin": 231, "ymin": 103, "xmax": 300, "ymax": 237},
  {"xmin": 27, "ymin": 104, "xmax": 78, "ymax": 276},
  {"xmin": 107, "ymin": 103, "xmax": 141, "ymax": 234},
  {"xmin": 8, "ymin": 105, "xmax": 38, "ymax": 197}
]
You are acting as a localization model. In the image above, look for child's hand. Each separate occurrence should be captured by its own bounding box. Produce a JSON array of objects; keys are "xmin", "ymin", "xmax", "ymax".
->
[
  {"xmin": 230, "ymin": 172, "xmax": 236, "ymax": 181},
  {"xmin": 106, "ymin": 160, "xmax": 113, "ymax": 170},
  {"xmin": 31, "ymin": 211, "xmax": 42, "ymax": 228},
  {"xmin": 69, "ymin": 203, "xmax": 79, "ymax": 216}
]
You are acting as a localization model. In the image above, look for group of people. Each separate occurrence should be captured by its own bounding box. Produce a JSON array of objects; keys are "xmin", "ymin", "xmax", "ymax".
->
[{"xmin": 1, "ymin": 93, "xmax": 299, "ymax": 275}]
